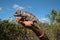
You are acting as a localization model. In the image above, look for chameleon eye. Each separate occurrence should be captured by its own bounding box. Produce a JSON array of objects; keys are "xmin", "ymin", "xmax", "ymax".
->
[{"xmin": 15, "ymin": 12, "xmax": 17, "ymax": 14}]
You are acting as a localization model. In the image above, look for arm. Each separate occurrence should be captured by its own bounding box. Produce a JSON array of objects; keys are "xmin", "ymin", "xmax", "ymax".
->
[{"xmin": 33, "ymin": 20, "xmax": 44, "ymax": 37}]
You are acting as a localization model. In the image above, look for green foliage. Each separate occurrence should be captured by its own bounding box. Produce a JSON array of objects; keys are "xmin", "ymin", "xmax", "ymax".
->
[
  {"xmin": 44, "ymin": 23, "xmax": 60, "ymax": 40},
  {"xmin": 0, "ymin": 20, "xmax": 39, "ymax": 40},
  {"xmin": 47, "ymin": 10, "xmax": 60, "ymax": 23},
  {"xmin": 0, "ymin": 20, "xmax": 27, "ymax": 40},
  {"xmin": 44, "ymin": 9, "xmax": 60, "ymax": 40}
]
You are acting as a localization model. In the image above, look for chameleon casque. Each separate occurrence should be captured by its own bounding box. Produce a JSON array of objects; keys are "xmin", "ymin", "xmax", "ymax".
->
[{"xmin": 14, "ymin": 10, "xmax": 49, "ymax": 40}]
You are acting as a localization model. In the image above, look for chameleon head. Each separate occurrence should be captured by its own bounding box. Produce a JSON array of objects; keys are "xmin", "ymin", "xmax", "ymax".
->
[{"xmin": 14, "ymin": 10, "xmax": 26, "ymax": 17}]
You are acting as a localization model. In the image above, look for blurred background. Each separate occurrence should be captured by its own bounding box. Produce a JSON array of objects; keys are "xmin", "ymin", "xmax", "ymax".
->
[{"xmin": 0, "ymin": 0, "xmax": 60, "ymax": 40}]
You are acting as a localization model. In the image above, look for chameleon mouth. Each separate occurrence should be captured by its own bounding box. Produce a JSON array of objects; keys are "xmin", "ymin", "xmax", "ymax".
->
[{"xmin": 14, "ymin": 14, "xmax": 21, "ymax": 17}]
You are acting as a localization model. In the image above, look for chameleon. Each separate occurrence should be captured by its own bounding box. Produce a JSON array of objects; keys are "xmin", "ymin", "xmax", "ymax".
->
[{"xmin": 14, "ymin": 10, "xmax": 43, "ymax": 27}]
